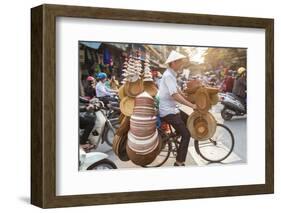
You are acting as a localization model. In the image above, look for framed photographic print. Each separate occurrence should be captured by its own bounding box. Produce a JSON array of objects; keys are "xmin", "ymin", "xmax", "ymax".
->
[{"xmin": 31, "ymin": 4, "xmax": 274, "ymax": 208}]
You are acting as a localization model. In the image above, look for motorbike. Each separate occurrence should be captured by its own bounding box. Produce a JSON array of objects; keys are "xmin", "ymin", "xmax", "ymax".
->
[
  {"xmin": 219, "ymin": 92, "xmax": 246, "ymax": 120},
  {"xmin": 79, "ymin": 148, "xmax": 117, "ymax": 170},
  {"xmin": 79, "ymin": 96, "xmax": 118, "ymax": 148}
]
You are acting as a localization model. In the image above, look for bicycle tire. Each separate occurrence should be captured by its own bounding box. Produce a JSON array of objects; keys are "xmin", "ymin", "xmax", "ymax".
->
[
  {"xmin": 142, "ymin": 138, "xmax": 172, "ymax": 168},
  {"xmin": 194, "ymin": 123, "xmax": 235, "ymax": 163},
  {"xmin": 104, "ymin": 121, "xmax": 119, "ymax": 147},
  {"xmin": 87, "ymin": 159, "xmax": 117, "ymax": 170}
]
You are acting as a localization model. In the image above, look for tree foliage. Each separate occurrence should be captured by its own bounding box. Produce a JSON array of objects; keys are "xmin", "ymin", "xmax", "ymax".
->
[{"xmin": 204, "ymin": 48, "xmax": 246, "ymax": 70}]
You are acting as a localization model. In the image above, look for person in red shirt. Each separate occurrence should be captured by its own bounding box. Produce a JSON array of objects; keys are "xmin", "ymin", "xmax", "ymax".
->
[{"xmin": 221, "ymin": 70, "xmax": 235, "ymax": 93}]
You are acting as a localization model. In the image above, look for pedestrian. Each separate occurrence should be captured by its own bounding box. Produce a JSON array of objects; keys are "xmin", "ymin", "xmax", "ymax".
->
[{"xmin": 159, "ymin": 50, "xmax": 197, "ymax": 166}]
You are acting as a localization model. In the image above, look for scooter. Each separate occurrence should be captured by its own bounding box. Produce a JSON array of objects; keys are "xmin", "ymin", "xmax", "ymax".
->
[
  {"xmin": 80, "ymin": 97, "xmax": 118, "ymax": 147},
  {"xmin": 79, "ymin": 148, "xmax": 117, "ymax": 170},
  {"xmin": 219, "ymin": 92, "xmax": 246, "ymax": 120}
]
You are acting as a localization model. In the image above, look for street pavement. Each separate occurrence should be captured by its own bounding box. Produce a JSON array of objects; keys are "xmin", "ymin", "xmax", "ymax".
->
[{"xmin": 93, "ymin": 102, "xmax": 247, "ymax": 169}]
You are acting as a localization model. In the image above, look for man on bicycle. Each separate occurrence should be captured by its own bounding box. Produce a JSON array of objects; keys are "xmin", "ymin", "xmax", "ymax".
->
[{"xmin": 159, "ymin": 50, "xmax": 197, "ymax": 166}]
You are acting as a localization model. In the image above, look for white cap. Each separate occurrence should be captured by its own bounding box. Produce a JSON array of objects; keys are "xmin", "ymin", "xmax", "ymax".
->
[{"xmin": 165, "ymin": 50, "xmax": 186, "ymax": 64}]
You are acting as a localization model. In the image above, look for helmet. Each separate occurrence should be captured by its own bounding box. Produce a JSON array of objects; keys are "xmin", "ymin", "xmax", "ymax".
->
[
  {"xmin": 86, "ymin": 76, "xmax": 95, "ymax": 81},
  {"xmin": 97, "ymin": 72, "xmax": 107, "ymax": 80},
  {"xmin": 237, "ymin": 67, "xmax": 246, "ymax": 75}
]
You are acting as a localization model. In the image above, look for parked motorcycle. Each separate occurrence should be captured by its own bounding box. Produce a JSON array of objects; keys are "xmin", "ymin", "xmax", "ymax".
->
[
  {"xmin": 79, "ymin": 148, "xmax": 117, "ymax": 170},
  {"xmin": 79, "ymin": 97, "xmax": 118, "ymax": 147},
  {"xmin": 219, "ymin": 92, "xmax": 246, "ymax": 120}
]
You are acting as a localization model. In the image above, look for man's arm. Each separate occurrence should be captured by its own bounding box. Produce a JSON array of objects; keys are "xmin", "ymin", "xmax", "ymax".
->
[
  {"xmin": 172, "ymin": 93, "xmax": 196, "ymax": 109},
  {"xmin": 105, "ymin": 86, "xmax": 118, "ymax": 93},
  {"xmin": 177, "ymin": 87, "xmax": 187, "ymax": 98}
]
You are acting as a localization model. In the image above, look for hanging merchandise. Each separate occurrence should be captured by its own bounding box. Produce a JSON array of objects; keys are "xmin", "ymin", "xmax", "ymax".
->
[
  {"xmin": 125, "ymin": 55, "xmax": 140, "ymax": 82},
  {"xmin": 123, "ymin": 54, "xmax": 144, "ymax": 97},
  {"xmin": 114, "ymin": 52, "xmax": 160, "ymax": 166},
  {"xmin": 125, "ymin": 92, "xmax": 161, "ymax": 166},
  {"xmin": 120, "ymin": 96, "xmax": 135, "ymax": 117},
  {"xmin": 187, "ymin": 111, "xmax": 217, "ymax": 141},
  {"xmin": 121, "ymin": 57, "xmax": 128, "ymax": 84},
  {"xmin": 103, "ymin": 48, "xmax": 111, "ymax": 65},
  {"xmin": 183, "ymin": 80, "xmax": 219, "ymax": 140},
  {"xmin": 143, "ymin": 55, "xmax": 158, "ymax": 97}
]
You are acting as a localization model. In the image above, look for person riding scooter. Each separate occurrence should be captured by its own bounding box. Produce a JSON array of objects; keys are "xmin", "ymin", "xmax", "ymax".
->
[
  {"xmin": 79, "ymin": 98, "xmax": 96, "ymax": 151},
  {"xmin": 232, "ymin": 67, "xmax": 247, "ymax": 106},
  {"xmin": 95, "ymin": 72, "xmax": 118, "ymax": 107}
]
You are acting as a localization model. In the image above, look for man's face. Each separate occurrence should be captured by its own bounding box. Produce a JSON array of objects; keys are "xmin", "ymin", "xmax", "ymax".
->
[{"xmin": 170, "ymin": 59, "xmax": 184, "ymax": 72}]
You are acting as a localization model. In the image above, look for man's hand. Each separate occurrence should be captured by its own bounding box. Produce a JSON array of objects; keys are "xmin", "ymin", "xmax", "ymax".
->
[
  {"xmin": 172, "ymin": 93, "xmax": 195, "ymax": 109},
  {"xmin": 192, "ymin": 104, "xmax": 197, "ymax": 110}
]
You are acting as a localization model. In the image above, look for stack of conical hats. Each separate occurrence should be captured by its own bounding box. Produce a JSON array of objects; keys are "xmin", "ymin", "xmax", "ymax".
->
[
  {"xmin": 119, "ymin": 54, "xmax": 144, "ymax": 117},
  {"xmin": 126, "ymin": 92, "xmax": 161, "ymax": 166},
  {"xmin": 142, "ymin": 55, "xmax": 158, "ymax": 97},
  {"xmin": 114, "ymin": 52, "xmax": 161, "ymax": 165},
  {"xmin": 183, "ymin": 79, "xmax": 219, "ymax": 140}
]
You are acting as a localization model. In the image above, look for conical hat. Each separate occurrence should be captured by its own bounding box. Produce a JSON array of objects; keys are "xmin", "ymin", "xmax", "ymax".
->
[
  {"xmin": 210, "ymin": 93, "xmax": 219, "ymax": 105},
  {"xmin": 195, "ymin": 87, "xmax": 211, "ymax": 113},
  {"xmin": 184, "ymin": 93, "xmax": 196, "ymax": 104},
  {"xmin": 120, "ymin": 96, "xmax": 135, "ymax": 116},
  {"xmin": 187, "ymin": 111, "xmax": 217, "ymax": 141},
  {"xmin": 118, "ymin": 113, "xmax": 125, "ymax": 123},
  {"xmin": 126, "ymin": 133, "xmax": 162, "ymax": 166},
  {"xmin": 165, "ymin": 50, "xmax": 186, "ymax": 64},
  {"xmin": 118, "ymin": 134, "xmax": 130, "ymax": 161},
  {"xmin": 206, "ymin": 86, "xmax": 219, "ymax": 94},
  {"xmin": 112, "ymin": 134, "xmax": 121, "ymax": 155},
  {"xmin": 185, "ymin": 80, "xmax": 202, "ymax": 94},
  {"xmin": 124, "ymin": 80, "xmax": 144, "ymax": 97},
  {"xmin": 116, "ymin": 116, "xmax": 130, "ymax": 136},
  {"xmin": 118, "ymin": 84, "xmax": 126, "ymax": 100},
  {"xmin": 143, "ymin": 81, "xmax": 158, "ymax": 97},
  {"xmin": 112, "ymin": 134, "xmax": 129, "ymax": 161}
]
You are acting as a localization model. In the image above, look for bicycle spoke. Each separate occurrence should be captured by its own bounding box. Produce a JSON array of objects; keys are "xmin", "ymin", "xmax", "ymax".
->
[{"xmin": 195, "ymin": 124, "xmax": 234, "ymax": 163}]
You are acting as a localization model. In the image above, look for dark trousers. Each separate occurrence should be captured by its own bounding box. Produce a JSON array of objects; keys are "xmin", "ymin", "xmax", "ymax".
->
[
  {"xmin": 79, "ymin": 115, "xmax": 95, "ymax": 145},
  {"xmin": 161, "ymin": 110, "xmax": 190, "ymax": 163}
]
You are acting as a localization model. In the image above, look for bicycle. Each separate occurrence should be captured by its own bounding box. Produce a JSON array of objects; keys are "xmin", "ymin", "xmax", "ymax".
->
[{"xmin": 143, "ymin": 122, "xmax": 235, "ymax": 168}]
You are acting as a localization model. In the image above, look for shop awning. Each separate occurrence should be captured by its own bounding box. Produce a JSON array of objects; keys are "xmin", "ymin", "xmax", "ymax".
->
[{"xmin": 80, "ymin": 42, "xmax": 101, "ymax": 50}]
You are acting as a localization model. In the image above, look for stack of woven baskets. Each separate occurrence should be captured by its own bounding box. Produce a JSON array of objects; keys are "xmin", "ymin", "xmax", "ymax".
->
[{"xmin": 183, "ymin": 80, "xmax": 219, "ymax": 141}]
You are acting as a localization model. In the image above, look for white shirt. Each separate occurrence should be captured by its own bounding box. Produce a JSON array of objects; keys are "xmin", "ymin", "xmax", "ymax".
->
[
  {"xmin": 95, "ymin": 81, "xmax": 112, "ymax": 97},
  {"xmin": 159, "ymin": 68, "xmax": 180, "ymax": 117}
]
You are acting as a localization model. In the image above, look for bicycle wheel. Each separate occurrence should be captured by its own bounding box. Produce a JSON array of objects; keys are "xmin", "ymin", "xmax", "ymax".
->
[
  {"xmin": 104, "ymin": 121, "xmax": 119, "ymax": 147},
  {"xmin": 194, "ymin": 123, "xmax": 234, "ymax": 163},
  {"xmin": 142, "ymin": 137, "xmax": 172, "ymax": 168}
]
